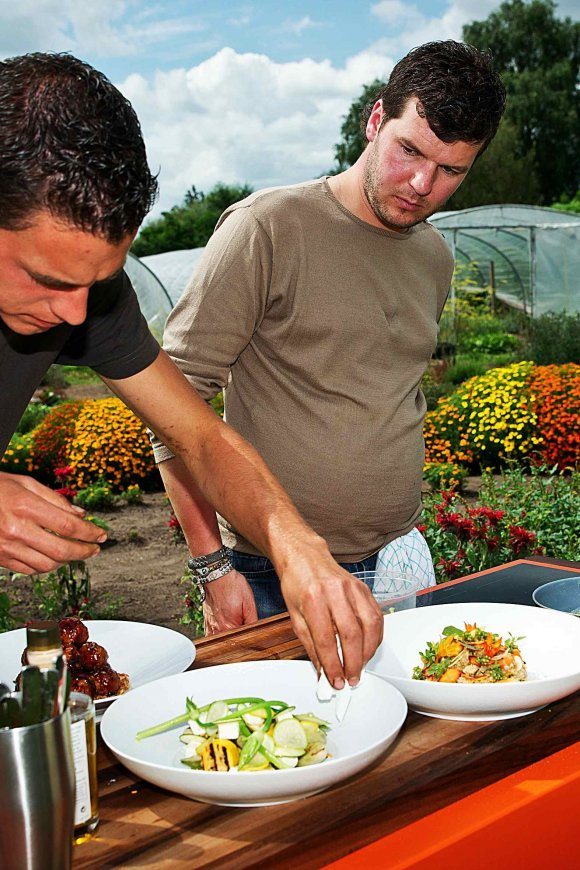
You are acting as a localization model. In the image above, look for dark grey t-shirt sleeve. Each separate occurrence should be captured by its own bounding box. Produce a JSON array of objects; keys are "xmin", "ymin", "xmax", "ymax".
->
[{"xmin": 56, "ymin": 271, "xmax": 160, "ymax": 378}]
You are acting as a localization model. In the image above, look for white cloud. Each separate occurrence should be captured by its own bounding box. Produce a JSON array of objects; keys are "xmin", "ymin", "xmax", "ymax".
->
[
  {"xmin": 0, "ymin": 0, "xmax": 205, "ymax": 59},
  {"xmin": 370, "ymin": 0, "xmax": 501, "ymax": 56},
  {"xmin": 280, "ymin": 16, "xmax": 323, "ymax": 36},
  {"xmin": 371, "ymin": 1, "xmax": 424, "ymax": 28},
  {"xmin": 119, "ymin": 46, "xmax": 394, "ymax": 219}
]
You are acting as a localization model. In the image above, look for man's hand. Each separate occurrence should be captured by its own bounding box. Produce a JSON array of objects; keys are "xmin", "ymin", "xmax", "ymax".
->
[
  {"xmin": 279, "ymin": 543, "xmax": 384, "ymax": 689},
  {"xmin": 0, "ymin": 472, "xmax": 107, "ymax": 573},
  {"xmin": 203, "ymin": 570, "xmax": 259, "ymax": 634}
]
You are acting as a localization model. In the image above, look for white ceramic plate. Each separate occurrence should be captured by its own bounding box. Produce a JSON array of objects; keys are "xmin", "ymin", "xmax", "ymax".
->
[
  {"xmin": 0, "ymin": 621, "xmax": 195, "ymax": 715},
  {"xmin": 100, "ymin": 660, "xmax": 408, "ymax": 806},
  {"xmin": 367, "ymin": 602, "xmax": 580, "ymax": 721}
]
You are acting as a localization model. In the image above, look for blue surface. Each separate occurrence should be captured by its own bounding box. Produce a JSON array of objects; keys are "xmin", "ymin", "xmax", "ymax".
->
[
  {"xmin": 532, "ymin": 576, "xmax": 580, "ymax": 614},
  {"xmin": 418, "ymin": 562, "xmax": 580, "ymax": 608}
]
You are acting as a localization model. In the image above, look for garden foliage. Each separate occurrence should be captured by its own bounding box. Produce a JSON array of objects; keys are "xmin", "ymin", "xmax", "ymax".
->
[
  {"xmin": 422, "ymin": 465, "xmax": 580, "ymax": 582},
  {"xmin": 28, "ymin": 401, "xmax": 83, "ymax": 483},
  {"xmin": 424, "ymin": 361, "xmax": 579, "ymax": 471},
  {"xmin": 526, "ymin": 312, "xmax": 580, "ymax": 365},
  {"xmin": 68, "ymin": 398, "xmax": 156, "ymax": 490}
]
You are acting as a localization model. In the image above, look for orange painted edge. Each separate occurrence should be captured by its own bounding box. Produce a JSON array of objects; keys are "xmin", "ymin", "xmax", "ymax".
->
[
  {"xmin": 325, "ymin": 741, "xmax": 580, "ymax": 870},
  {"xmin": 417, "ymin": 557, "xmax": 580, "ymax": 597}
]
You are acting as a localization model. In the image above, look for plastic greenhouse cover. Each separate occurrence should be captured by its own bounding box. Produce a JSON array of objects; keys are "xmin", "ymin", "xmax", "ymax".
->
[
  {"xmin": 430, "ymin": 205, "xmax": 580, "ymax": 316},
  {"xmin": 124, "ymin": 253, "xmax": 174, "ymax": 342},
  {"xmin": 141, "ymin": 248, "xmax": 207, "ymax": 305}
]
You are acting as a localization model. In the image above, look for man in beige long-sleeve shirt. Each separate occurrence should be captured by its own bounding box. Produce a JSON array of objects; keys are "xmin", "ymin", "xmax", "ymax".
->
[{"xmin": 153, "ymin": 40, "xmax": 506, "ymax": 635}]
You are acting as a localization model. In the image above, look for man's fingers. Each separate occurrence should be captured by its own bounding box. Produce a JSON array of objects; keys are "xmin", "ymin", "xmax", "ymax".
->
[
  {"xmin": 5, "ymin": 522, "xmax": 101, "ymax": 567},
  {"xmin": 0, "ymin": 532, "xmax": 100, "ymax": 574},
  {"xmin": 290, "ymin": 612, "xmax": 321, "ymax": 677},
  {"xmin": 242, "ymin": 593, "xmax": 259, "ymax": 624},
  {"xmin": 332, "ymin": 603, "xmax": 365, "ymax": 687},
  {"xmin": 0, "ymin": 556, "xmax": 39, "ymax": 575},
  {"xmin": 345, "ymin": 580, "xmax": 384, "ymax": 667},
  {"xmin": 31, "ymin": 503, "xmax": 106, "ymax": 545},
  {"xmin": 297, "ymin": 597, "xmax": 345, "ymax": 688}
]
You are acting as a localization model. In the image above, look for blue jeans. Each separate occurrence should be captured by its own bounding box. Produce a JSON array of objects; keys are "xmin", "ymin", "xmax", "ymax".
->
[{"xmin": 231, "ymin": 551, "xmax": 378, "ymax": 620}]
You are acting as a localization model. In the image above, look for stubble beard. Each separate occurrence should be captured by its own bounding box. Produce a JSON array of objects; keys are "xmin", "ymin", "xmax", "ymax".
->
[{"xmin": 362, "ymin": 147, "xmax": 435, "ymax": 231}]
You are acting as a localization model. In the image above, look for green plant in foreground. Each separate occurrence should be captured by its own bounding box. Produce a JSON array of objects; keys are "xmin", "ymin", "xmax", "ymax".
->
[
  {"xmin": 423, "ymin": 462, "xmax": 468, "ymax": 492},
  {"xmin": 29, "ymin": 560, "xmax": 121, "ymax": 620},
  {"xmin": 0, "ymin": 587, "xmax": 17, "ymax": 633},
  {"xmin": 120, "ymin": 484, "xmax": 143, "ymax": 505},
  {"xmin": 478, "ymin": 464, "xmax": 580, "ymax": 562},
  {"xmin": 421, "ymin": 464, "xmax": 580, "ymax": 582},
  {"xmin": 180, "ymin": 570, "xmax": 204, "ymax": 636},
  {"xmin": 74, "ymin": 478, "xmax": 116, "ymax": 511}
]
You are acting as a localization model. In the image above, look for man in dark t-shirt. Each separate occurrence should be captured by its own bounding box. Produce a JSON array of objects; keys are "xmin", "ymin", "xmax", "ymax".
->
[{"xmin": 0, "ymin": 52, "xmax": 382, "ymax": 687}]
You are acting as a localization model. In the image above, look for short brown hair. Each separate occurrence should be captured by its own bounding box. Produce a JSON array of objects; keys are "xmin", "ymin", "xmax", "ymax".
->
[
  {"xmin": 363, "ymin": 40, "xmax": 506, "ymax": 154},
  {"xmin": 0, "ymin": 52, "xmax": 158, "ymax": 241}
]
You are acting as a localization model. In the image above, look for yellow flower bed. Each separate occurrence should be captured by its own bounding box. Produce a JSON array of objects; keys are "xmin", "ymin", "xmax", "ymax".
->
[
  {"xmin": 424, "ymin": 361, "xmax": 541, "ymax": 468},
  {"xmin": 67, "ymin": 398, "xmax": 156, "ymax": 490}
]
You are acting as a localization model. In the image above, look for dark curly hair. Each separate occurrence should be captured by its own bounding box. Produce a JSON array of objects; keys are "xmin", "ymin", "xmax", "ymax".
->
[
  {"xmin": 0, "ymin": 52, "xmax": 158, "ymax": 242},
  {"xmin": 362, "ymin": 41, "xmax": 506, "ymax": 155}
]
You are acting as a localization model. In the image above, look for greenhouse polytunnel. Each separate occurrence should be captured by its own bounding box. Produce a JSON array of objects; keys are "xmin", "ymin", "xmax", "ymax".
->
[
  {"xmin": 140, "ymin": 248, "xmax": 207, "ymax": 305},
  {"xmin": 430, "ymin": 205, "xmax": 580, "ymax": 316},
  {"xmin": 124, "ymin": 252, "xmax": 174, "ymax": 342}
]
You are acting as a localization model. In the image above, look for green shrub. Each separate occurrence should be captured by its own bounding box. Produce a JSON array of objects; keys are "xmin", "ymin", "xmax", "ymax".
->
[
  {"xmin": 17, "ymin": 402, "xmax": 53, "ymax": 434},
  {"xmin": 525, "ymin": 312, "xmax": 580, "ymax": 365},
  {"xmin": 0, "ymin": 432, "xmax": 32, "ymax": 474},
  {"xmin": 420, "ymin": 369, "xmax": 454, "ymax": 410},
  {"xmin": 74, "ymin": 479, "xmax": 116, "ymax": 511},
  {"xmin": 478, "ymin": 464, "xmax": 580, "ymax": 562},
  {"xmin": 421, "ymin": 465, "xmax": 580, "ymax": 582},
  {"xmin": 0, "ymin": 585, "xmax": 17, "ymax": 633},
  {"xmin": 423, "ymin": 462, "xmax": 468, "ymax": 491},
  {"xmin": 120, "ymin": 484, "xmax": 143, "ymax": 505},
  {"xmin": 459, "ymin": 332, "xmax": 519, "ymax": 355}
]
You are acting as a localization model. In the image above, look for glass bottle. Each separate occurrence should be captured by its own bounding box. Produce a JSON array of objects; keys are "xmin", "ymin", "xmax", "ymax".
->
[
  {"xmin": 25, "ymin": 620, "xmax": 62, "ymax": 669},
  {"xmin": 69, "ymin": 691, "xmax": 99, "ymax": 843}
]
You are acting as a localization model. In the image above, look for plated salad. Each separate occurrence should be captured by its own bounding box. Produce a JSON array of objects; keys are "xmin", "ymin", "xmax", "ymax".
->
[
  {"xmin": 137, "ymin": 696, "xmax": 331, "ymax": 771},
  {"xmin": 412, "ymin": 622, "xmax": 527, "ymax": 683}
]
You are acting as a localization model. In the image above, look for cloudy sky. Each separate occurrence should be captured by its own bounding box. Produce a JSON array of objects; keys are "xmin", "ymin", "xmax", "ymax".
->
[{"xmin": 2, "ymin": 1, "xmax": 577, "ymax": 222}]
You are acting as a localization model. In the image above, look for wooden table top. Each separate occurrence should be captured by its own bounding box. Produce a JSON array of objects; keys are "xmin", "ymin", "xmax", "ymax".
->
[{"xmin": 74, "ymin": 558, "xmax": 580, "ymax": 869}]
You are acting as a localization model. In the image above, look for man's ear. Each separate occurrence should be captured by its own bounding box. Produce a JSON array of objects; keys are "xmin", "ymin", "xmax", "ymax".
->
[{"xmin": 365, "ymin": 99, "xmax": 384, "ymax": 144}]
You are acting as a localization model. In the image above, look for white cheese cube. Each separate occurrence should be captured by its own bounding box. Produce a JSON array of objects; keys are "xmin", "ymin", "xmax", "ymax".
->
[{"xmin": 218, "ymin": 721, "xmax": 240, "ymax": 740}]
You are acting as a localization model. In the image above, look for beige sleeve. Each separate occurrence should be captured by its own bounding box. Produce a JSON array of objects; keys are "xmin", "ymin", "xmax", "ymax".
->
[
  {"xmin": 150, "ymin": 207, "xmax": 272, "ymax": 463},
  {"xmin": 433, "ymin": 230, "xmax": 454, "ymax": 321}
]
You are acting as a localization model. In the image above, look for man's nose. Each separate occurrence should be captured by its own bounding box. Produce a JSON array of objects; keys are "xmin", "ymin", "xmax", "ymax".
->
[
  {"xmin": 409, "ymin": 164, "xmax": 436, "ymax": 197},
  {"xmin": 54, "ymin": 287, "xmax": 90, "ymax": 326}
]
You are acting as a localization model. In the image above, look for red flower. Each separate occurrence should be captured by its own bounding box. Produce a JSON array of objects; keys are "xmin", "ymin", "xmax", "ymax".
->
[
  {"xmin": 437, "ymin": 555, "xmax": 465, "ymax": 580},
  {"xmin": 468, "ymin": 506, "xmax": 505, "ymax": 527},
  {"xmin": 54, "ymin": 486, "xmax": 77, "ymax": 501},
  {"xmin": 437, "ymin": 511, "xmax": 477, "ymax": 541},
  {"xmin": 508, "ymin": 525, "xmax": 537, "ymax": 556},
  {"xmin": 416, "ymin": 523, "xmax": 427, "ymax": 534},
  {"xmin": 168, "ymin": 516, "xmax": 181, "ymax": 530},
  {"xmin": 54, "ymin": 465, "xmax": 75, "ymax": 479}
]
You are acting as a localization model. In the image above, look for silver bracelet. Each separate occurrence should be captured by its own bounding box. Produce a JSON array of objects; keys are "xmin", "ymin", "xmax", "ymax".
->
[
  {"xmin": 189, "ymin": 558, "xmax": 234, "ymax": 602},
  {"xmin": 188, "ymin": 547, "xmax": 232, "ymax": 570}
]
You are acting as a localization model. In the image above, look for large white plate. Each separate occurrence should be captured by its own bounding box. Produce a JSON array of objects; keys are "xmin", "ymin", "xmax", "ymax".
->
[
  {"xmin": 367, "ymin": 602, "xmax": 580, "ymax": 721},
  {"xmin": 0, "ymin": 621, "xmax": 195, "ymax": 713},
  {"xmin": 100, "ymin": 660, "xmax": 408, "ymax": 806}
]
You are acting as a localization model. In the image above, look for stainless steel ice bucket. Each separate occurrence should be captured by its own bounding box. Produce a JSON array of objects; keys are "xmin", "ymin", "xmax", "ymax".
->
[{"xmin": 0, "ymin": 708, "xmax": 75, "ymax": 870}]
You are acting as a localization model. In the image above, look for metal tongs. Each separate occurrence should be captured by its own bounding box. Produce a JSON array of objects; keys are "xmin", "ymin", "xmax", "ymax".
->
[{"xmin": 0, "ymin": 656, "xmax": 70, "ymax": 730}]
